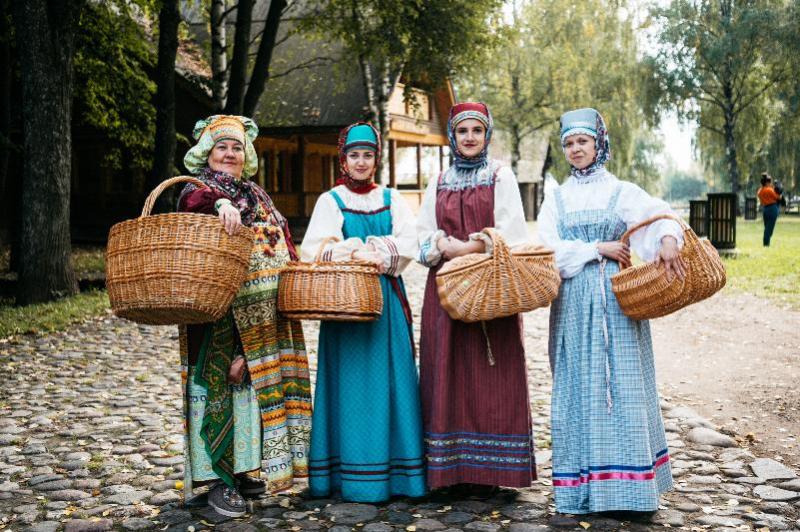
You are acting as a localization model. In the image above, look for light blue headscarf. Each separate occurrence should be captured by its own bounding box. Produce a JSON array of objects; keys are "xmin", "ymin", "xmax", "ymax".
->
[{"xmin": 559, "ymin": 108, "xmax": 611, "ymax": 178}]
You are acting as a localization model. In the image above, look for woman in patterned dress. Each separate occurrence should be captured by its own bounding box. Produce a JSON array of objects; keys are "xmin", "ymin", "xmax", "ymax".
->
[
  {"xmin": 417, "ymin": 102, "xmax": 537, "ymax": 493},
  {"xmin": 177, "ymin": 115, "xmax": 312, "ymax": 516},
  {"xmin": 538, "ymin": 108, "xmax": 684, "ymax": 515},
  {"xmin": 301, "ymin": 122, "xmax": 426, "ymax": 502}
]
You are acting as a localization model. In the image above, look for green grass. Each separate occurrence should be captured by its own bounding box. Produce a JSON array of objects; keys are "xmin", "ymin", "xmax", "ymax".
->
[
  {"xmin": 0, "ymin": 290, "xmax": 109, "ymax": 338},
  {"xmin": 1, "ymin": 245, "xmax": 105, "ymax": 275},
  {"xmin": 722, "ymin": 216, "xmax": 800, "ymax": 309}
]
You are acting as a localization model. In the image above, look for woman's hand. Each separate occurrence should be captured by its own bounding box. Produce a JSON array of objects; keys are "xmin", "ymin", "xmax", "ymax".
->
[
  {"xmin": 352, "ymin": 249, "xmax": 386, "ymax": 274},
  {"xmin": 597, "ymin": 241, "xmax": 632, "ymax": 268},
  {"xmin": 437, "ymin": 237, "xmax": 484, "ymax": 260},
  {"xmin": 655, "ymin": 235, "xmax": 686, "ymax": 282},
  {"xmin": 218, "ymin": 203, "xmax": 242, "ymax": 235},
  {"xmin": 228, "ymin": 356, "xmax": 247, "ymax": 385}
]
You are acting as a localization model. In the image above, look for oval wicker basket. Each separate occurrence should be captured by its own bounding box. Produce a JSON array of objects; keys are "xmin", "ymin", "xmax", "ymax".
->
[
  {"xmin": 435, "ymin": 228, "xmax": 560, "ymax": 323},
  {"xmin": 278, "ymin": 236, "xmax": 383, "ymax": 321},
  {"xmin": 610, "ymin": 213, "xmax": 726, "ymax": 320},
  {"xmin": 106, "ymin": 176, "xmax": 255, "ymax": 325}
]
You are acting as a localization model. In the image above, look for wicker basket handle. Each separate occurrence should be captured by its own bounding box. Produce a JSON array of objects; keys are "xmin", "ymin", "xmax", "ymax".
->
[
  {"xmin": 619, "ymin": 213, "xmax": 688, "ymax": 244},
  {"xmin": 141, "ymin": 175, "xmax": 208, "ymax": 217},
  {"xmin": 313, "ymin": 236, "xmax": 342, "ymax": 262},
  {"xmin": 482, "ymin": 227, "xmax": 512, "ymax": 261}
]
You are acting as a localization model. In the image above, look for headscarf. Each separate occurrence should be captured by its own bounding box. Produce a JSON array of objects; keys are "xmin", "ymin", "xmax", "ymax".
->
[
  {"xmin": 559, "ymin": 107, "xmax": 611, "ymax": 179},
  {"xmin": 336, "ymin": 122, "xmax": 380, "ymax": 194},
  {"xmin": 448, "ymin": 102, "xmax": 493, "ymax": 170},
  {"xmin": 183, "ymin": 115, "xmax": 259, "ymax": 178}
]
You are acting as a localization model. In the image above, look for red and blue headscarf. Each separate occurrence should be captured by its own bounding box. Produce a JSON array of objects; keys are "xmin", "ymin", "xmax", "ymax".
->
[{"xmin": 448, "ymin": 102, "xmax": 493, "ymax": 170}]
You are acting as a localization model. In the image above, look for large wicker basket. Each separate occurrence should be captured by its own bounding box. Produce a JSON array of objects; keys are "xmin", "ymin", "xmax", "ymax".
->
[
  {"xmin": 435, "ymin": 228, "xmax": 560, "ymax": 323},
  {"xmin": 278, "ymin": 237, "xmax": 383, "ymax": 321},
  {"xmin": 610, "ymin": 214, "xmax": 726, "ymax": 320},
  {"xmin": 106, "ymin": 176, "xmax": 255, "ymax": 325}
]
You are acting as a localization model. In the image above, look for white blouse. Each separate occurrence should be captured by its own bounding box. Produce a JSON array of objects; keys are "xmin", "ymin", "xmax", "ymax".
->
[
  {"xmin": 537, "ymin": 169, "xmax": 684, "ymax": 279},
  {"xmin": 300, "ymin": 185, "xmax": 418, "ymax": 277},
  {"xmin": 416, "ymin": 161, "xmax": 530, "ymax": 267}
]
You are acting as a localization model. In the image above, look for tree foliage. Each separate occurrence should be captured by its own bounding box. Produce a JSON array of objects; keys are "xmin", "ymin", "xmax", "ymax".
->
[
  {"xmin": 73, "ymin": 1, "xmax": 157, "ymax": 169},
  {"xmin": 650, "ymin": 0, "xmax": 796, "ymax": 195},
  {"xmin": 460, "ymin": 0, "xmax": 661, "ymax": 191},
  {"xmin": 301, "ymin": 0, "xmax": 501, "ymax": 179}
]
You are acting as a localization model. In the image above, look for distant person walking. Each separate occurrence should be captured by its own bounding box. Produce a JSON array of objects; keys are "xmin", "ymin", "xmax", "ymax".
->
[{"xmin": 757, "ymin": 172, "xmax": 781, "ymax": 247}]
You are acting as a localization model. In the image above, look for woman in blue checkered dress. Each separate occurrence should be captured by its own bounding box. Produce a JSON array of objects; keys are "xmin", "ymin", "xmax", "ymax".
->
[{"xmin": 538, "ymin": 108, "xmax": 686, "ymax": 514}]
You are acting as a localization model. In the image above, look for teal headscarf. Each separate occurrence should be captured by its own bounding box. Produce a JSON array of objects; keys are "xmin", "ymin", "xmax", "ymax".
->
[{"xmin": 183, "ymin": 115, "xmax": 259, "ymax": 178}]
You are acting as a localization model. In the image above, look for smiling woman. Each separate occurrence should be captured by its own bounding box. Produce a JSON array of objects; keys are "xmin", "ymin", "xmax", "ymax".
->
[
  {"xmin": 300, "ymin": 122, "xmax": 426, "ymax": 503},
  {"xmin": 416, "ymin": 102, "xmax": 536, "ymax": 494},
  {"xmin": 176, "ymin": 114, "xmax": 312, "ymax": 517}
]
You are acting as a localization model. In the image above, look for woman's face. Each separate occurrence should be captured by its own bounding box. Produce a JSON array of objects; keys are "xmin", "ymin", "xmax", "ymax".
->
[
  {"xmin": 208, "ymin": 139, "xmax": 245, "ymax": 178},
  {"xmin": 454, "ymin": 118, "xmax": 486, "ymax": 158},
  {"xmin": 345, "ymin": 149, "xmax": 376, "ymax": 180},
  {"xmin": 563, "ymin": 134, "xmax": 597, "ymax": 170}
]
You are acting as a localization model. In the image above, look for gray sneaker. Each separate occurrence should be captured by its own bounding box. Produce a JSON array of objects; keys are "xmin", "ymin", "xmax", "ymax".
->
[{"xmin": 208, "ymin": 482, "xmax": 246, "ymax": 518}]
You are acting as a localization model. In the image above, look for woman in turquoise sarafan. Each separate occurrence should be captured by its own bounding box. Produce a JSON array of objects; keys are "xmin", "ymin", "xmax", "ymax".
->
[
  {"xmin": 301, "ymin": 122, "xmax": 426, "ymax": 502},
  {"xmin": 538, "ymin": 108, "xmax": 686, "ymax": 515}
]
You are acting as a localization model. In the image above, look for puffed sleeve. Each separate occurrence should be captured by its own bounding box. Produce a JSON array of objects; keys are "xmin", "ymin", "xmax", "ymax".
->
[
  {"xmin": 416, "ymin": 177, "xmax": 445, "ymax": 267},
  {"xmin": 618, "ymin": 183, "xmax": 684, "ymax": 262},
  {"xmin": 177, "ymin": 186, "xmax": 226, "ymax": 214},
  {"xmin": 300, "ymin": 193, "xmax": 366, "ymax": 262},
  {"xmin": 469, "ymin": 166, "xmax": 530, "ymax": 252},
  {"xmin": 537, "ymin": 189, "xmax": 601, "ymax": 279},
  {"xmin": 366, "ymin": 189, "xmax": 418, "ymax": 277}
]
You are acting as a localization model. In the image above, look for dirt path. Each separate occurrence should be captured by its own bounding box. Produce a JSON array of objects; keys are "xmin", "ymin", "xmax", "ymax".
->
[{"xmin": 652, "ymin": 290, "xmax": 800, "ymax": 471}]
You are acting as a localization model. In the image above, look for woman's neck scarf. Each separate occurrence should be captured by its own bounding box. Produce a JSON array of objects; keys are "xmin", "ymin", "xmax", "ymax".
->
[
  {"xmin": 179, "ymin": 167, "xmax": 298, "ymax": 260},
  {"xmin": 560, "ymin": 107, "xmax": 611, "ymax": 180},
  {"xmin": 336, "ymin": 122, "xmax": 380, "ymax": 194},
  {"xmin": 448, "ymin": 102, "xmax": 493, "ymax": 171}
]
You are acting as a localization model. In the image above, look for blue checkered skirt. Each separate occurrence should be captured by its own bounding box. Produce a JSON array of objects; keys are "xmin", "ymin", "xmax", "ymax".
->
[{"xmin": 548, "ymin": 187, "xmax": 673, "ymax": 513}]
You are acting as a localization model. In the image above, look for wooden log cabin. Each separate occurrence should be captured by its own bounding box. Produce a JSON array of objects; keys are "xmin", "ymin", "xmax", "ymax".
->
[{"xmin": 251, "ymin": 79, "xmax": 455, "ymax": 234}]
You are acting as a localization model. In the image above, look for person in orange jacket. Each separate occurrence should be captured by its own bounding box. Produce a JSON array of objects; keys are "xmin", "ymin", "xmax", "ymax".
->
[{"xmin": 757, "ymin": 172, "xmax": 782, "ymax": 247}]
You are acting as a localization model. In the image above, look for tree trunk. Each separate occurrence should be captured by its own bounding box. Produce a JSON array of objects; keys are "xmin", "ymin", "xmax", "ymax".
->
[
  {"xmin": 210, "ymin": 0, "xmax": 228, "ymax": 111},
  {"xmin": 510, "ymin": 123, "xmax": 521, "ymax": 177},
  {"xmin": 0, "ymin": 0, "xmax": 11, "ymax": 197},
  {"xmin": 148, "ymin": 0, "xmax": 180, "ymax": 201},
  {"xmin": 225, "ymin": 0, "xmax": 255, "ymax": 115},
  {"xmin": 722, "ymin": 85, "xmax": 739, "ymax": 196},
  {"xmin": 242, "ymin": 0, "xmax": 286, "ymax": 116},
  {"xmin": 11, "ymin": 0, "xmax": 79, "ymax": 304}
]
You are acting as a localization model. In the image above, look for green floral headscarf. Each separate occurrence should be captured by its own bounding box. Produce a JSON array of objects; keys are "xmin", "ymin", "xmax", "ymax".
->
[{"xmin": 183, "ymin": 115, "xmax": 259, "ymax": 178}]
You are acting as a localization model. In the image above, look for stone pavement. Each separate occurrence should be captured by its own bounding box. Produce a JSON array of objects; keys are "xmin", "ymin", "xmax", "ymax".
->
[{"xmin": 0, "ymin": 263, "xmax": 799, "ymax": 531}]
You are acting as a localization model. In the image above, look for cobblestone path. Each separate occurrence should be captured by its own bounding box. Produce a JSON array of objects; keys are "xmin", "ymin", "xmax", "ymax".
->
[{"xmin": 0, "ymin": 264, "xmax": 799, "ymax": 531}]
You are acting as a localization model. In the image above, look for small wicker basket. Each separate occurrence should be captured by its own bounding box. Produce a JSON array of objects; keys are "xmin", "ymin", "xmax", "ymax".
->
[
  {"xmin": 278, "ymin": 237, "xmax": 383, "ymax": 321},
  {"xmin": 610, "ymin": 213, "xmax": 726, "ymax": 320},
  {"xmin": 435, "ymin": 228, "xmax": 560, "ymax": 323},
  {"xmin": 106, "ymin": 176, "xmax": 255, "ymax": 325}
]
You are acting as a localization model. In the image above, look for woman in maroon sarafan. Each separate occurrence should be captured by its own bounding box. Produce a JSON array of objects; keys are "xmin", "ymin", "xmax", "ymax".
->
[{"xmin": 416, "ymin": 102, "xmax": 536, "ymax": 491}]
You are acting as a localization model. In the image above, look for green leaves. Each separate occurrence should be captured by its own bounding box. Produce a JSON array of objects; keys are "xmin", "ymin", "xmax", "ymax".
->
[
  {"xmin": 73, "ymin": 2, "xmax": 156, "ymax": 169},
  {"xmin": 460, "ymin": 0, "xmax": 660, "ymax": 189}
]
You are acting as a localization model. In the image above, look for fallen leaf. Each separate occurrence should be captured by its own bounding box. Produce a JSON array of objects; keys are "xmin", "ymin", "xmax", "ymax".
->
[
  {"xmin": 406, "ymin": 527, "xmax": 417, "ymax": 532},
  {"xmin": 175, "ymin": 480, "xmax": 184, "ymax": 490},
  {"xmin": 579, "ymin": 522, "xmax": 591, "ymax": 529}
]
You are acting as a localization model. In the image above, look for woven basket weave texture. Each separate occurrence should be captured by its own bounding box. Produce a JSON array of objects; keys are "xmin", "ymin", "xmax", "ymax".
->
[
  {"xmin": 435, "ymin": 228, "xmax": 560, "ymax": 322},
  {"xmin": 106, "ymin": 176, "xmax": 255, "ymax": 325},
  {"xmin": 278, "ymin": 236, "xmax": 383, "ymax": 321},
  {"xmin": 610, "ymin": 213, "xmax": 726, "ymax": 320}
]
